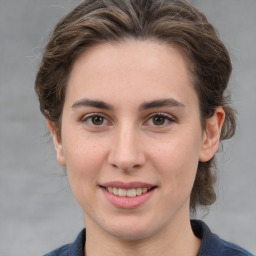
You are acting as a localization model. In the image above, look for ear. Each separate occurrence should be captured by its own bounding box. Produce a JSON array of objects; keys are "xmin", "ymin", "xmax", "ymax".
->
[
  {"xmin": 199, "ymin": 107, "xmax": 225, "ymax": 162},
  {"xmin": 46, "ymin": 120, "xmax": 66, "ymax": 166}
]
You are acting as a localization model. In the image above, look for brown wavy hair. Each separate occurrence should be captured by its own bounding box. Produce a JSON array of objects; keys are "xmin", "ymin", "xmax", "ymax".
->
[{"xmin": 35, "ymin": 0, "xmax": 236, "ymax": 212}]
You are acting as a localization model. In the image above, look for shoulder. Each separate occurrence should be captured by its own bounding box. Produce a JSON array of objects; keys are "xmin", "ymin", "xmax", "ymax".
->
[
  {"xmin": 43, "ymin": 244, "xmax": 69, "ymax": 256},
  {"xmin": 43, "ymin": 229, "xmax": 86, "ymax": 256},
  {"xmin": 220, "ymin": 239, "xmax": 254, "ymax": 256},
  {"xmin": 191, "ymin": 220, "xmax": 254, "ymax": 256}
]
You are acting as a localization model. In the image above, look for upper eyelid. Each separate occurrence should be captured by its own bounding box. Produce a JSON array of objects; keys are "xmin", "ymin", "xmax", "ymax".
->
[
  {"xmin": 81, "ymin": 112, "xmax": 109, "ymax": 120},
  {"xmin": 146, "ymin": 112, "xmax": 176, "ymax": 120}
]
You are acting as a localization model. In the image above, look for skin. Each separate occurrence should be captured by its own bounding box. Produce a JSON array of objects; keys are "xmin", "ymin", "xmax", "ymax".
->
[{"xmin": 48, "ymin": 40, "xmax": 225, "ymax": 256}]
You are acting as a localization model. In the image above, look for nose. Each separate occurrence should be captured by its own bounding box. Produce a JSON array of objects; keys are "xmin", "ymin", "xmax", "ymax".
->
[{"xmin": 107, "ymin": 124, "xmax": 146, "ymax": 171}]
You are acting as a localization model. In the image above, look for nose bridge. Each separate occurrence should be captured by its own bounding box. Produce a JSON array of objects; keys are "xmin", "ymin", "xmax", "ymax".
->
[{"xmin": 108, "ymin": 122, "xmax": 145, "ymax": 170}]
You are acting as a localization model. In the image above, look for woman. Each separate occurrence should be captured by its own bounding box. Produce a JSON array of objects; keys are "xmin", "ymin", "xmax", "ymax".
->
[{"xmin": 35, "ymin": 0, "xmax": 253, "ymax": 255}]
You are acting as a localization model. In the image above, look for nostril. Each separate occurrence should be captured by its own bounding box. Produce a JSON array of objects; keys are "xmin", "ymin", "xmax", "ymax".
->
[
  {"xmin": 110, "ymin": 161, "xmax": 141, "ymax": 171},
  {"xmin": 112, "ymin": 164, "xmax": 141, "ymax": 171}
]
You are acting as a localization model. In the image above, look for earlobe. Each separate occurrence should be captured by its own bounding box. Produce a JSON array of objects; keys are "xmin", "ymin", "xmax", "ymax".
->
[
  {"xmin": 199, "ymin": 107, "xmax": 225, "ymax": 162},
  {"xmin": 46, "ymin": 120, "xmax": 66, "ymax": 166}
]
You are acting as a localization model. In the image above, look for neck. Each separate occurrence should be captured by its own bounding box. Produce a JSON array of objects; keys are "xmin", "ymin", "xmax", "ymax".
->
[{"xmin": 84, "ymin": 214, "xmax": 201, "ymax": 256}]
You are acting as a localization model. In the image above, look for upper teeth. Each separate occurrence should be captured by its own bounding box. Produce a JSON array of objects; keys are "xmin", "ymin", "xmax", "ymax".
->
[{"xmin": 107, "ymin": 187, "xmax": 148, "ymax": 197}]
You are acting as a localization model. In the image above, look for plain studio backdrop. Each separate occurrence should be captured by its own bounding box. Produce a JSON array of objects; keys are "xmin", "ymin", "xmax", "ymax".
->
[{"xmin": 0, "ymin": 0, "xmax": 255, "ymax": 255}]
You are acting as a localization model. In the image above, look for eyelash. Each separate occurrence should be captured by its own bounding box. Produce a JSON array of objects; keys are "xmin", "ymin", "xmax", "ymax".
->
[
  {"xmin": 81, "ymin": 112, "xmax": 176, "ymax": 127},
  {"xmin": 81, "ymin": 113, "xmax": 110, "ymax": 126},
  {"xmin": 145, "ymin": 113, "xmax": 176, "ymax": 127}
]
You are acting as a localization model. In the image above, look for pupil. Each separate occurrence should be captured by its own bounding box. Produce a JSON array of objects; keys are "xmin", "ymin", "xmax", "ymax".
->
[
  {"xmin": 153, "ymin": 116, "xmax": 165, "ymax": 125},
  {"xmin": 92, "ymin": 116, "xmax": 103, "ymax": 125}
]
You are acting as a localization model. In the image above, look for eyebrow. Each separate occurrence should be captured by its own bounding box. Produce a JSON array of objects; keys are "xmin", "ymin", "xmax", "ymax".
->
[
  {"xmin": 71, "ymin": 98, "xmax": 185, "ymax": 111},
  {"xmin": 72, "ymin": 98, "xmax": 114, "ymax": 110},
  {"xmin": 139, "ymin": 98, "xmax": 185, "ymax": 111}
]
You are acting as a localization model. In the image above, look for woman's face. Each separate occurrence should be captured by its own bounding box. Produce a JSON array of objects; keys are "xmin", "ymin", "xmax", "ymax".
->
[{"xmin": 50, "ymin": 40, "xmax": 219, "ymax": 240}]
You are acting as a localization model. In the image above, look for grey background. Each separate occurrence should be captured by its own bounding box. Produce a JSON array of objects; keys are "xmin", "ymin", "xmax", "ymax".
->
[{"xmin": 0, "ymin": 0, "xmax": 255, "ymax": 255}]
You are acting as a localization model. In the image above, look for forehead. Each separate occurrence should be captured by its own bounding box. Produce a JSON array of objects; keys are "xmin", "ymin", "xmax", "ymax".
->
[{"xmin": 65, "ymin": 40, "xmax": 198, "ymax": 110}]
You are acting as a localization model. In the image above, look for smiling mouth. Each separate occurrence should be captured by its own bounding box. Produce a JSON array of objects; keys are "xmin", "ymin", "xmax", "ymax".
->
[{"xmin": 100, "ymin": 186, "xmax": 157, "ymax": 198}]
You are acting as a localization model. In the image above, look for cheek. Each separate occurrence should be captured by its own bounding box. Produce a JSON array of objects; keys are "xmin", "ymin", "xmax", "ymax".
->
[
  {"xmin": 149, "ymin": 132, "xmax": 201, "ymax": 187},
  {"xmin": 61, "ymin": 135, "xmax": 109, "ymax": 210},
  {"xmin": 62, "ymin": 134, "xmax": 108, "ymax": 183}
]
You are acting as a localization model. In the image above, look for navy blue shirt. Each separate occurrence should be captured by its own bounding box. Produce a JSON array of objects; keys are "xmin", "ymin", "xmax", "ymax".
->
[{"xmin": 44, "ymin": 220, "xmax": 254, "ymax": 256}]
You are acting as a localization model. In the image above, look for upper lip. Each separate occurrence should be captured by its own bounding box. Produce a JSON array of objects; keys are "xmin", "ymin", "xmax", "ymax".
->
[{"xmin": 100, "ymin": 181, "xmax": 156, "ymax": 189}]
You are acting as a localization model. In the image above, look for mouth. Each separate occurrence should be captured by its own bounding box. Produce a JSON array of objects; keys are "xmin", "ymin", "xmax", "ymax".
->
[
  {"xmin": 100, "ymin": 181, "xmax": 157, "ymax": 209},
  {"xmin": 99, "ymin": 181, "xmax": 158, "ymax": 210},
  {"xmin": 100, "ymin": 181, "xmax": 157, "ymax": 197},
  {"xmin": 100, "ymin": 186, "xmax": 157, "ymax": 198}
]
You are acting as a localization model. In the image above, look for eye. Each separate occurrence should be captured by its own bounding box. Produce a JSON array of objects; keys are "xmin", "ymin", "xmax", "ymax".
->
[
  {"xmin": 82, "ymin": 114, "xmax": 108, "ymax": 126},
  {"xmin": 146, "ymin": 113, "xmax": 175, "ymax": 126}
]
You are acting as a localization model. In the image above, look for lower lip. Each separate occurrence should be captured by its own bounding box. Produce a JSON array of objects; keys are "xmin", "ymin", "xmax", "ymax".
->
[{"xmin": 101, "ymin": 187, "xmax": 156, "ymax": 209}]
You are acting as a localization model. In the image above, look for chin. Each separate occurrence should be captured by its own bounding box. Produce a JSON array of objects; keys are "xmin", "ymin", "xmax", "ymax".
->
[
  {"xmin": 100, "ymin": 216, "xmax": 158, "ymax": 241},
  {"xmin": 107, "ymin": 227, "xmax": 152, "ymax": 241}
]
